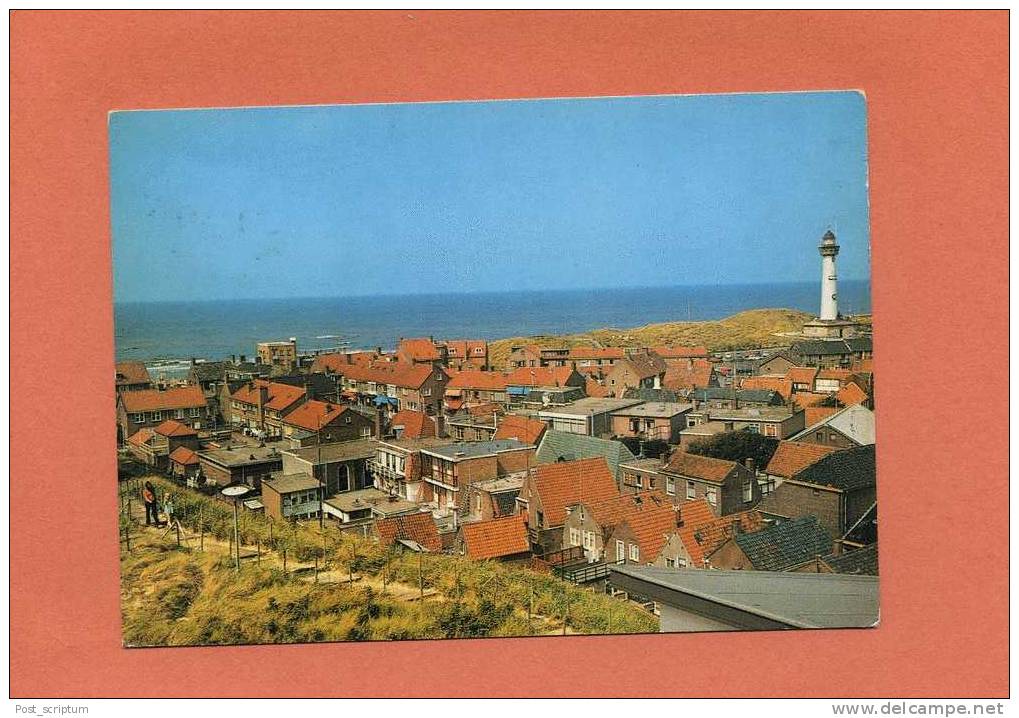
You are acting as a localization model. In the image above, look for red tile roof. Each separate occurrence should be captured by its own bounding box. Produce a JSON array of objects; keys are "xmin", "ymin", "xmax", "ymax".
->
[
  {"xmin": 817, "ymin": 368, "xmax": 853, "ymax": 382},
  {"xmin": 611, "ymin": 353, "xmax": 667, "ymax": 380},
  {"xmin": 230, "ymin": 380, "xmax": 306, "ymax": 412},
  {"xmin": 282, "ymin": 400, "xmax": 349, "ymax": 431},
  {"xmin": 390, "ymin": 409, "xmax": 436, "ymax": 439},
  {"xmin": 493, "ymin": 415, "xmax": 547, "ymax": 445},
  {"xmin": 786, "ymin": 367, "xmax": 819, "ymax": 385},
  {"xmin": 663, "ymin": 360, "xmax": 714, "ymax": 391},
  {"xmin": 679, "ymin": 510, "xmax": 764, "ymax": 567},
  {"xmin": 741, "ymin": 376, "xmax": 793, "ymax": 401},
  {"xmin": 676, "ymin": 499, "xmax": 716, "ymax": 528},
  {"xmin": 765, "ymin": 441, "xmax": 839, "ymax": 478},
  {"xmin": 311, "ymin": 351, "xmax": 381, "ymax": 373},
  {"xmin": 154, "ymin": 419, "xmax": 198, "ymax": 437},
  {"xmin": 792, "ymin": 391, "xmax": 830, "ymax": 408},
  {"xmin": 851, "ymin": 358, "xmax": 874, "ymax": 374},
  {"xmin": 466, "ymin": 401, "xmax": 504, "ymax": 418},
  {"xmin": 652, "ymin": 345, "xmax": 709, "ymax": 359},
  {"xmin": 446, "ymin": 370, "xmax": 509, "ymax": 391},
  {"xmin": 585, "ymin": 378, "xmax": 613, "ymax": 398},
  {"xmin": 339, "ymin": 361, "xmax": 443, "ymax": 390},
  {"xmin": 398, "ymin": 337, "xmax": 442, "ymax": 362},
  {"xmin": 120, "ymin": 386, "xmax": 207, "ymax": 412},
  {"xmin": 115, "ymin": 361, "xmax": 151, "ymax": 386},
  {"xmin": 804, "ymin": 406, "xmax": 840, "ymax": 426},
  {"xmin": 375, "ymin": 512, "xmax": 442, "ymax": 552},
  {"xmin": 618, "ymin": 494, "xmax": 681, "ymax": 561},
  {"xmin": 663, "ymin": 451, "xmax": 737, "ymax": 484},
  {"xmin": 443, "ymin": 340, "xmax": 488, "ymax": 357},
  {"xmin": 461, "ymin": 514, "xmax": 530, "ymax": 560},
  {"xmin": 169, "ymin": 446, "xmax": 199, "ymax": 465},
  {"xmin": 530, "ymin": 457, "xmax": 619, "ymax": 527},
  {"xmin": 836, "ymin": 382, "xmax": 869, "ymax": 407},
  {"xmin": 126, "ymin": 428, "xmax": 156, "ymax": 447},
  {"xmin": 505, "ymin": 366, "xmax": 577, "ymax": 387}
]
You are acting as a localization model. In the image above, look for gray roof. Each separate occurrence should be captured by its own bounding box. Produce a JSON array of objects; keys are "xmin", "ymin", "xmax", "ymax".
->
[
  {"xmin": 611, "ymin": 402, "xmax": 693, "ymax": 418},
  {"xmin": 791, "ymin": 337, "xmax": 872, "ymax": 356},
  {"xmin": 690, "ymin": 387, "xmax": 784, "ymax": 405},
  {"xmin": 538, "ymin": 397, "xmax": 643, "ymax": 417},
  {"xmin": 792, "ymin": 404, "xmax": 875, "ymax": 446},
  {"xmin": 198, "ymin": 445, "xmax": 284, "ymax": 468},
  {"xmin": 285, "ymin": 439, "xmax": 377, "ymax": 465},
  {"xmin": 189, "ymin": 361, "xmax": 228, "ymax": 382},
  {"xmin": 263, "ymin": 473, "xmax": 321, "ymax": 494},
  {"xmin": 824, "ymin": 544, "xmax": 879, "ymax": 576},
  {"xmin": 622, "ymin": 387, "xmax": 682, "ymax": 403},
  {"xmin": 610, "ymin": 565, "xmax": 879, "ymax": 629},
  {"xmin": 734, "ymin": 516, "xmax": 834, "ymax": 571},
  {"xmin": 843, "ymin": 502, "xmax": 878, "ymax": 545},
  {"xmin": 422, "ymin": 438, "xmax": 531, "ymax": 461},
  {"xmin": 536, "ymin": 430, "xmax": 636, "ymax": 478},
  {"xmin": 792, "ymin": 444, "xmax": 876, "ymax": 492}
]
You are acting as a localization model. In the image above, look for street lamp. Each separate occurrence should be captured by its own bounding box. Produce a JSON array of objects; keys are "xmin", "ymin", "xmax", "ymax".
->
[{"xmin": 221, "ymin": 484, "xmax": 250, "ymax": 571}]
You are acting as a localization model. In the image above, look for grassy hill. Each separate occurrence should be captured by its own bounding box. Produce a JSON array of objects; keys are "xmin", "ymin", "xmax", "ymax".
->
[
  {"xmin": 488, "ymin": 308, "xmax": 816, "ymax": 368},
  {"xmin": 119, "ymin": 478, "xmax": 658, "ymax": 646}
]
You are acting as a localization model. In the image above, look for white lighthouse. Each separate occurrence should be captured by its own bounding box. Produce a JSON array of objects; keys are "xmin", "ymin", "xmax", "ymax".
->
[
  {"xmin": 819, "ymin": 229, "xmax": 840, "ymax": 321},
  {"xmin": 801, "ymin": 229, "xmax": 860, "ymax": 339}
]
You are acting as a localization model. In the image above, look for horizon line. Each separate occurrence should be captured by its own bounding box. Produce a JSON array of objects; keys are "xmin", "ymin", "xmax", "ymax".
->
[{"xmin": 114, "ymin": 277, "xmax": 872, "ymax": 306}]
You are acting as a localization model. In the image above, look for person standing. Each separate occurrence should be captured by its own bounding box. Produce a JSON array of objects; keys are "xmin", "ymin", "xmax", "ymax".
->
[{"xmin": 142, "ymin": 481, "xmax": 159, "ymax": 526}]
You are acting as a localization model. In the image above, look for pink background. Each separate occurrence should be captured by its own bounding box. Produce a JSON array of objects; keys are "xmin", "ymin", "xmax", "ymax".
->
[{"xmin": 10, "ymin": 11, "xmax": 1009, "ymax": 697}]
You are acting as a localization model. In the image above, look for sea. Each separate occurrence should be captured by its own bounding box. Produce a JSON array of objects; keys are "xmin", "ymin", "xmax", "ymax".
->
[{"xmin": 115, "ymin": 280, "xmax": 871, "ymax": 372}]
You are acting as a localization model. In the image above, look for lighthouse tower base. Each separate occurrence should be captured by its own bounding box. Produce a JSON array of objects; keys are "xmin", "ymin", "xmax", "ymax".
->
[{"xmin": 801, "ymin": 317, "xmax": 861, "ymax": 339}]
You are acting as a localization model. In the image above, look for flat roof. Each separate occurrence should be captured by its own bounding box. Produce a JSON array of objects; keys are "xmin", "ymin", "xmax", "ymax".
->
[
  {"xmin": 699, "ymin": 407, "xmax": 797, "ymax": 421},
  {"xmin": 611, "ymin": 402, "xmax": 694, "ymax": 418},
  {"xmin": 198, "ymin": 445, "xmax": 284, "ymax": 467},
  {"xmin": 611, "ymin": 565, "xmax": 879, "ymax": 630},
  {"xmin": 538, "ymin": 397, "xmax": 643, "ymax": 417},
  {"xmin": 263, "ymin": 472, "xmax": 320, "ymax": 494},
  {"xmin": 679, "ymin": 421, "xmax": 728, "ymax": 436},
  {"xmin": 323, "ymin": 487, "xmax": 419, "ymax": 516},
  {"xmin": 285, "ymin": 439, "xmax": 377, "ymax": 464},
  {"xmin": 422, "ymin": 438, "xmax": 532, "ymax": 461},
  {"xmin": 470, "ymin": 474, "xmax": 527, "ymax": 493}
]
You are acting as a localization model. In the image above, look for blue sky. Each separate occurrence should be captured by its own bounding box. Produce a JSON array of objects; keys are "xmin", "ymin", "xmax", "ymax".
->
[{"xmin": 109, "ymin": 91, "xmax": 869, "ymax": 303}]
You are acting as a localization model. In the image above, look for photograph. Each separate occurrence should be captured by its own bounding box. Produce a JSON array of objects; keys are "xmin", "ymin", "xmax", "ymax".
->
[{"xmin": 110, "ymin": 90, "xmax": 877, "ymax": 647}]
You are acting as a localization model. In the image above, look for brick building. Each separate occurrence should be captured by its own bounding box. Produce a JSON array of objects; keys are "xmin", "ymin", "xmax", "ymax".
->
[
  {"xmin": 229, "ymin": 379, "xmax": 307, "ymax": 437},
  {"xmin": 418, "ymin": 439, "xmax": 536, "ymax": 515},
  {"xmin": 280, "ymin": 400, "xmax": 374, "ymax": 445},
  {"xmin": 659, "ymin": 450, "xmax": 759, "ymax": 516},
  {"xmin": 117, "ymin": 385, "xmax": 209, "ymax": 444}
]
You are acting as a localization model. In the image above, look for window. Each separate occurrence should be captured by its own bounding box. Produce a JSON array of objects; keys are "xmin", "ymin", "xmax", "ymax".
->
[
  {"xmin": 422, "ymin": 388, "xmax": 432, "ymax": 397},
  {"xmin": 677, "ymin": 557, "xmax": 687, "ymax": 568},
  {"xmin": 615, "ymin": 540, "xmax": 625, "ymax": 562},
  {"xmin": 666, "ymin": 477, "xmax": 675, "ymax": 495},
  {"xmin": 361, "ymin": 427, "xmax": 371, "ymax": 438},
  {"xmin": 816, "ymin": 431, "xmax": 824, "ymax": 442},
  {"xmin": 130, "ymin": 413, "xmax": 144, "ymax": 423},
  {"xmin": 686, "ymin": 481, "xmax": 696, "ymax": 499},
  {"xmin": 536, "ymin": 510, "xmax": 544, "ymax": 528},
  {"xmin": 344, "ymin": 416, "xmax": 351, "ymax": 424},
  {"xmin": 190, "ymin": 407, "xmax": 201, "ymax": 417},
  {"xmin": 150, "ymin": 411, "xmax": 162, "ymax": 422},
  {"xmin": 747, "ymin": 423, "xmax": 760, "ymax": 433},
  {"xmin": 175, "ymin": 409, "xmax": 185, "ymax": 419},
  {"xmin": 583, "ymin": 530, "xmax": 595, "ymax": 550},
  {"xmin": 629, "ymin": 544, "xmax": 639, "ymax": 562},
  {"xmin": 743, "ymin": 479, "xmax": 753, "ymax": 503},
  {"xmin": 665, "ymin": 558, "xmax": 675, "ymax": 568},
  {"xmin": 569, "ymin": 527, "xmax": 581, "ymax": 546},
  {"xmin": 765, "ymin": 424, "xmax": 777, "ymax": 437},
  {"xmin": 706, "ymin": 488, "xmax": 717, "ymax": 506}
]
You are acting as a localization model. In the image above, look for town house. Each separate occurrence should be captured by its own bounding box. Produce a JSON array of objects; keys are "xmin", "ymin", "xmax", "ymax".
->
[
  {"xmin": 654, "ymin": 504, "xmax": 764, "ymax": 569},
  {"xmin": 117, "ymin": 385, "xmax": 209, "ymax": 443},
  {"xmin": 229, "ymin": 379, "xmax": 307, "ymax": 438},
  {"xmin": 602, "ymin": 493, "xmax": 683, "ymax": 566},
  {"xmin": 444, "ymin": 370, "xmax": 508, "ymax": 410},
  {"xmin": 441, "ymin": 339, "xmax": 489, "ymax": 371},
  {"xmin": 115, "ymin": 360, "xmax": 152, "ymax": 393},
  {"xmin": 260, "ymin": 473, "xmax": 322, "ymax": 521},
  {"xmin": 458, "ymin": 513, "xmax": 531, "ymax": 563},
  {"xmin": 568, "ymin": 346, "xmax": 625, "ymax": 368},
  {"xmin": 659, "ymin": 450, "xmax": 759, "ymax": 516},
  {"xmin": 516, "ymin": 456, "xmax": 619, "ymax": 555},
  {"xmin": 280, "ymin": 400, "xmax": 374, "ymax": 445},
  {"xmin": 537, "ymin": 397, "xmax": 643, "ymax": 437},
  {"xmin": 338, "ymin": 362, "xmax": 449, "ymax": 416},
  {"xmin": 790, "ymin": 404, "xmax": 875, "ymax": 449},
  {"xmin": 126, "ymin": 419, "xmax": 201, "ymax": 469},
  {"xmin": 256, "ymin": 338, "xmax": 299, "ymax": 373},
  {"xmin": 369, "ymin": 436, "xmax": 454, "ymax": 502},
  {"xmin": 418, "ymin": 439, "xmax": 536, "ymax": 516},
  {"xmin": 605, "ymin": 352, "xmax": 668, "ymax": 397},
  {"xmin": 197, "ymin": 444, "xmax": 284, "ymax": 489},
  {"xmin": 679, "ymin": 406, "xmax": 806, "ymax": 447},
  {"xmin": 562, "ymin": 490, "xmax": 674, "ymax": 564},
  {"xmin": 445, "ymin": 402, "xmax": 503, "ymax": 441},
  {"xmin": 396, "ymin": 337, "xmax": 445, "ymax": 366},
  {"xmin": 759, "ymin": 440, "xmax": 839, "ymax": 496},
  {"xmin": 610, "ymin": 401, "xmax": 693, "ymax": 444},
  {"xmin": 758, "ymin": 444, "xmax": 876, "ymax": 540},
  {"xmin": 280, "ymin": 439, "xmax": 375, "ymax": 496}
]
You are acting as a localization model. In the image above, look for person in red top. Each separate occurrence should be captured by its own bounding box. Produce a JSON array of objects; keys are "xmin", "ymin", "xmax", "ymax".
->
[{"xmin": 142, "ymin": 481, "xmax": 160, "ymax": 526}]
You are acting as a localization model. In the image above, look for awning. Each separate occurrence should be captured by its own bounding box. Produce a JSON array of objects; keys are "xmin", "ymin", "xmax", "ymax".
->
[{"xmin": 373, "ymin": 395, "xmax": 399, "ymax": 407}]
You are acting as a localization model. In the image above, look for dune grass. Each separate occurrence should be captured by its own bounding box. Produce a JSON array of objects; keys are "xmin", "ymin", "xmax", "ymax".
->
[
  {"xmin": 119, "ymin": 478, "xmax": 658, "ymax": 646},
  {"xmin": 487, "ymin": 308, "xmax": 818, "ymax": 368}
]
